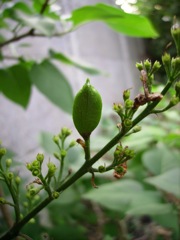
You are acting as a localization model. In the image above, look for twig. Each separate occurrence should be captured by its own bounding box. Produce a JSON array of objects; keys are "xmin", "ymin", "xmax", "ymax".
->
[{"xmin": 40, "ymin": 0, "xmax": 50, "ymax": 14}]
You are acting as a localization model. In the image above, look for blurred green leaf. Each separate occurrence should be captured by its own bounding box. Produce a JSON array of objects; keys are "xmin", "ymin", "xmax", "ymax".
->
[
  {"xmin": 16, "ymin": 12, "xmax": 56, "ymax": 36},
  {"xmin": 0, "ymin": 64, "xmax": 31, "ymax": 108},
  {"xmin": 49, "ymin": 50, "xmax": 103, "ymax": 75},
  {"xmin": 153, "ymin": 212, "xmax": 180, "ymax": 239},
  {"xmin": 68, "ymin": 3, "xmax": 158, "ymax": 38},
  {"xmin": 2, "ymin": 1, "xmax": 33, "ymax": 19},
  {"xmin": 39, "ymin": 131, "xmax": 58, "ymax": 154},
  {"xmin": 145, "ymin": 168, "xmax": 180, "ymax": 198},
  {"xmin": 32, "ymin": 0, "xmax": 60, "ymax": 20},
  {"xmin": 126, "ymin": 203, "xmax": 172, "ymax": 215},
  {"xmin": 83, "ymin": 180, "xmax": 162, "ymax": 213},
  {"xmin": 142, "ymin": 145, "xmax": 180, "ymax": 175},
  {"xmin": 123, "ymin": 125, "xmax": 166, "ymax": 150},
  {"xmin": 30, "ymin": 60, "xmax": 73, "ymax": 114}
]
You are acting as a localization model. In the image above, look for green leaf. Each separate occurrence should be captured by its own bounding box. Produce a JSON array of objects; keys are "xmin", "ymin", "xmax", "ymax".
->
[
  {"xmin": 49, "ymin": 50, "xmax": 103, "ymax": 75},
  {"xmin": 68, "ymin": 3, "xmax": 158, "ymax": 38},
  {"xmin": 2, "ymin": 1, "xmax": 34, "ymax": 19},
  {"xmin": 145, "ymin": 168, "xmax": 180, "ymax": 198},
  {"xmin": 126, "ymin": 203, "xmax": 172, "ymax": 215},
  {"xmin": 83, "ymin": 180, "xmax": 161, "ymax": 213},
  {"xmin": 39, "ymin": 132, "xmax": 58, "ymax": 154},
  {"xmin": 29, "ymin": 60, "xmax": 73, "ymax": 114},
  {"xmin": 153, "ymin": 212, "xmax": 180, "ymax": 239},
  {"xmin": 142, "ymin": 145, "xmax": 180, "ymax": 175},
  {"xmin": 123, "ymin": 125, "xmax": 166, "ymax": 151},
  {"xmin": 16, "ymin": 12, "xmax": 56, "ymax": 36},
  {"xmin": 32, "ymin": 0, "xmax": 60, "ymax": 20},
  {"xmin": 0, "ymin": 64, "xmax": 31, "ymax": 108}
]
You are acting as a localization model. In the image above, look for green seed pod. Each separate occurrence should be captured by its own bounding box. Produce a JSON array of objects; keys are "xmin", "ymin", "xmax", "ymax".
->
[{"xmin": 73, "ymin": 79, "xmax": 102, "ymax": 139}]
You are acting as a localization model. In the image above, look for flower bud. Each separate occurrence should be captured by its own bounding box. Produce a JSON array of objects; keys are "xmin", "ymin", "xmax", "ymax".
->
[
  {"xmin": 52, "ymin": 191, "xmax": 60, "ymax": 199},
  {"xmin": 98, "ymin": 165, "xmax": 106, "ymax": 173},
  {"xmin": 7, "ymin": 172, "xmax": 14, "ymax": 180},
  {"xmin": 60, "ymin": 149, "xmax": 67, "ymax": 158},
  {"xmin": 26, "ymin": 163, "xmax": 33, "ymax": 171},
  {"xmin": 151, "ymin": 61, "xmax": 161, "ymax": 73},
  {"xmin": 47, "ymin": 162, "xmax": 57, "ymax": 177},
  {"xmin": 69, "ymin": 140, "xmax": 76, "ymax": 148},
  {"xmin": 113, "ymin": 103, "xmax": 123, "ymax": 116},
  {"xmin": 169, "ymin": 96, "xmax": 179, "ymax": 106},
  {"xmin": 61, "ymin": 127, "xmax": 72, "ymax": 137},
  {"xmin": 0, "ymin": 148, "xmax": 6, "ymax": 158},
  {"xmin": 29, "ymin": 218, "xmax": 35, "ymax": 224},
  {"xmin": 15, "ymin": 176, "xmax": 21, "ymax": 185},
  {"xmin": 124, "ymin": 119, "xmax": 133, "ymax": 128},
  {"xmin": 171, "ymin": 57, "xmax": 180, "ymax": 76},
  {"xmin": 36, "ymin": 153, "xmax": 44, "ymax": 163},
  {"xmin": 125, "ymin": 99, "xmax": 133, "ymax": 109},
  {"xmin": 6, "ymin": 158, "xmax": 12, "ymax": 168},
  {"xmin": 136, "ymin": 62, "xmax": 143, "ymax": 71},
  {"xmin": 114, "ymin": 165, "xmax": 125, "ymax": 174},
  {"xmin": 53, "ymin": 135, "xmax": 59, "ymax": 145},
  {"xmin": 144, "ymin": 59, "xmax": 151, "ymax": 72},
  {"xmin": 123, "ymin": 89, "xmax": 130, "ymax": 101},
  {"xmin": 32, "ymin": 160, "xmax": 40, "ymax": 169},
  {"xmin": 171, "ymin": 22, "xmax": 180, "ymax": 55},
  {"xmin": 124, "ymin": 148, "xmax": 135, "ymax": 159},
  {"xmin": 29, "ymin": 188, "xmax": 38, "ymax": 196},
  {"xmin": 162, "ymin": 53, "xmax": 171, "ymax": 77},
  {"xmin": 32, "ymin": 169, "xmax": 40, "ymax": 176},
  {"xmin": 132, "ymin": 125, "xmax": 142, "ymax": 133}
]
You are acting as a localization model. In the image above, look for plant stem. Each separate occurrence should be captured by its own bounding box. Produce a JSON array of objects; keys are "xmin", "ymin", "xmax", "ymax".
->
[{"xmin": 84, "ymin": 137, "xmax": 91, "ymax": 161}]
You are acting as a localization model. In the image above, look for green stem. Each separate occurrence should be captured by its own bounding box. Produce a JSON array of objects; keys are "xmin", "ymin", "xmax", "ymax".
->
[
  {"xmin": 58, "ymin": 156, "xmax": 65, "ymax": 183},
  {"xmin": 84, "ymin": 137, "xmax": 91, "ymax": 161},
  {"xmin": 39, "ymin": 174, "xmax": 52, "ymax": 196}
]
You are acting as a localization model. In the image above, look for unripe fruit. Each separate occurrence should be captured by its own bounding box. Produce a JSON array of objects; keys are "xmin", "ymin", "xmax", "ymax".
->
[{"xmin": 73, "ymin": 79, "xmax": 102, "ymax": 139}]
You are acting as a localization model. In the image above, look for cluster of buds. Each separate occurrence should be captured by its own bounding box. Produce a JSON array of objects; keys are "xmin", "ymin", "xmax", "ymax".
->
[
  {"xmin": 114, "ymin": 162, "xmax": 127, "ymax": 179},
  {"xmin": 53, "ymin": 127, "xmax": 76, "ymax": 161},
  {"xmin": 171, "ymin": 21, "xmax": 180, "ymax": 56},
  {"xmin": 0, "ymin": 144, "xmax": 21, "ymax": 208},
  {"xmin": 113, "ymin": 144, "xmax": 134, "ymax": 179},
  {"xmin": 162, "ymin": 21, "xmax": 180, "ymax": 80},
  {"xmin": 114, "ymin": 144, "xmax": 135, "ymax": 164},
  {"xmin": 26, "ymin": 153, "xmax": 44, "ymax": 177},
  {"xmin": 113, "ymin": 89, "xmax": 135, "ymax": 131},
  {"xmin": 113, "ymin": 59, "xmax": 162, "ymax": 132},
  {"xmin": 162, "ymin": 53, "xmax": 180, "ymax": 79}
]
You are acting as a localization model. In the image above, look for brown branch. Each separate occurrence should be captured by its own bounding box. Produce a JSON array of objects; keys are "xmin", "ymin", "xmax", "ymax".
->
[{"xmin": 0, "ymin": 29, "xmax": 35, "ymax": 49}]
